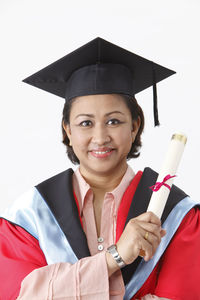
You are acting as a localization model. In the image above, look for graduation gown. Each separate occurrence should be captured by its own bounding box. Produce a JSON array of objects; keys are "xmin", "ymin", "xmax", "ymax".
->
[{"xmin": 0, "ymin": 167, "xmax": 200, "ymax": 300}]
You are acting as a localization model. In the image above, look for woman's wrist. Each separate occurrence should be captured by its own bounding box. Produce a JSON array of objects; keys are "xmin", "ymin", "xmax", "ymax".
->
[{"xmin": 105, "ymin": 250, "xmax": 120, "ymax": 277}]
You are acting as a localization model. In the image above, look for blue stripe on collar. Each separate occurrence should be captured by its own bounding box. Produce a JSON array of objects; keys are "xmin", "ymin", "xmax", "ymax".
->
[{"xmin": 1, "ymin": 187, "xmax": 78, "ymax": 265}]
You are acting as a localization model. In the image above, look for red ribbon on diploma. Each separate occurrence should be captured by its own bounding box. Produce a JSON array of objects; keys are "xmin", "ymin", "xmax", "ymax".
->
[{"xmin": 150, "ymin": 174, "xmax": 176, "ymax": 192}]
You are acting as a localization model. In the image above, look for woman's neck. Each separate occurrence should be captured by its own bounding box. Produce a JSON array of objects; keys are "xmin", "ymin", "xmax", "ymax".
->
[{"xmin": 80, "ymin": 163, "xmax": 128, "ymax": 194}]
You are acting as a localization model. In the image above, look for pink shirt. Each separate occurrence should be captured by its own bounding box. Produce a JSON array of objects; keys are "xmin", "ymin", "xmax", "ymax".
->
[
  {"xmin": 73, "ymin": 165, "xmax": 134, "ymax": 256},
  {"xmin": 17, "ymin": 166, "xmax": 170, "ymax": 300},
  {"xmin": 72, "ymin": 165, "xmax": 135, "ymax": 298}
]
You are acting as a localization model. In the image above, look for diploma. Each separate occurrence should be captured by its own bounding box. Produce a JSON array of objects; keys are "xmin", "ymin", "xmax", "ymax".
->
[
  {"xmin": 147, "ymin": 133, "xmax": 187, "ymax": 219},
  {"xmin": 139, "ymin": 133, "xmax": 187, "ymax": 258}
]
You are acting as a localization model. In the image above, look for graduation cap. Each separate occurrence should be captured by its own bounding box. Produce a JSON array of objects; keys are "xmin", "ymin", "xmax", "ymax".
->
[{"xmin": 23, "ymin": 37, "xmax": 176, "ymax": 126}]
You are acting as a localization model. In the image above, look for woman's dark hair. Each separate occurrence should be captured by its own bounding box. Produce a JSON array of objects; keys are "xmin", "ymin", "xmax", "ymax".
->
[{"xmin": 62, "ymin": 94, "xmax": 145, "ymax": 164}]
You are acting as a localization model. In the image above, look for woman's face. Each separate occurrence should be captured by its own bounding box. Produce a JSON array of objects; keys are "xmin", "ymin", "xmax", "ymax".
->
[{"xmin": 63, "ymin": 94, "xmax": 140, "ymax": 177}]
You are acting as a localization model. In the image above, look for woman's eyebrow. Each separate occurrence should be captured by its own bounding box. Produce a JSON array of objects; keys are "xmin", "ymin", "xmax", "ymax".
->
[
  {"xmin": 75, "ymin": 114, "xmax": 94, "ymax": 119},
  {"xmin": 75, "ymin": 111, "xmax": 124, "ymax": 119},
  {"xmin": 105, "ymin": 111, "xmax": 124, "ymax": 116}
]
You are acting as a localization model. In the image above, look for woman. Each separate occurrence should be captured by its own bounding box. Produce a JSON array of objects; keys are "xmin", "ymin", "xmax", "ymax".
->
[{"xmin": 0, "ymin": 38, "xmax": 199, "ymax": 300}]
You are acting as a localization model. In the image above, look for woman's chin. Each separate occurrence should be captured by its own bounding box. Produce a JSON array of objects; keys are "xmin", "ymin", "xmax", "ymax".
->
[{"xmin": 81, "ymin": 159, "xmax": 126, "ymax": 177}]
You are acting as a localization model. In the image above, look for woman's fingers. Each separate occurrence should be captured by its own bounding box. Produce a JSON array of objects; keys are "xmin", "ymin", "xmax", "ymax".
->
[
  {"xmin": 133, "ymin": 212, "xmax": 166, "ymax": 244},
  {"xmin": 135, "ymin": 221, "xmax": 161, "ymax": 235},
  {"xmin": 143, "ymin": 231, "xmax": 161, "ymax": 255},
  {"xmin": 138, "ymin": 221, "xmax": 167, "ymax": 260},
  {"xmin": 135, "ymin": 211, "xmax": 161, "ymax": 226},
  {"xmin": 130, "ymin": 219, "xmax": 162, "ymax": 244},
  {"xmin": 116, "ymin": 212, "xmax": 166, "ymax": 265},
  {"xmin": 139, "ymin": 237, "xmax": 155, "ymax": 261}
]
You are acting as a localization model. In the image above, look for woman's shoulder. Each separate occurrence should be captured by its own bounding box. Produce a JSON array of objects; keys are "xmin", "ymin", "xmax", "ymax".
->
[
  {"xmin": 1, "ymin": 186, "xmax": 47, "ymax": 237},
  {"xmin": 36, "ymin": 168, "xmax": 74, "ymax": 189},
  {"xmin": 0, "ymin": 168, "xmax": 75, "ymax": 236}
]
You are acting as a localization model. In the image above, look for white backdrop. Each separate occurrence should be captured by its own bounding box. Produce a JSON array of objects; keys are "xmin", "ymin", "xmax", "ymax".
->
[{"xmin": 0, "ymin": 0, "xmax": 199, "ymax": 212}]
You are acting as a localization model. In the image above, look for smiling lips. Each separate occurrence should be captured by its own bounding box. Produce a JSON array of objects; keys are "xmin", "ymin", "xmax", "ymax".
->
[{"xmin": 90, "ymin": 148, "xmax": 114, "ymax": 158}]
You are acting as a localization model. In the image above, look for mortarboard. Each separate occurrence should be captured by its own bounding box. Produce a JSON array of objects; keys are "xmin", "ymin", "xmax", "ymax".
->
[{"xmin": 23, "ymin": 37, "xmax": 176, "ymax": 126}]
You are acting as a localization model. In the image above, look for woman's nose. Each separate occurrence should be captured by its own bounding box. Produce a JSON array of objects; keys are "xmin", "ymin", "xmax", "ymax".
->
[{"xmin": 91, "ymin": 125, "xmax": 111, "ymax": 145}]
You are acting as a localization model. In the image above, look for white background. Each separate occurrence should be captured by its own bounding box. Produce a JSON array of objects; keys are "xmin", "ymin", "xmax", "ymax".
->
[{"xmin": 0, "ymin": 0, "xmax": 199, "ymax": 212}]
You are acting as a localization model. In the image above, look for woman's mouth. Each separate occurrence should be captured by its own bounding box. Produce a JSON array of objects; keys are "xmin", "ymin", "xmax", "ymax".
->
[{"xmin": 90, "ymin": 148, "xmax": 114, "ymax": 158}]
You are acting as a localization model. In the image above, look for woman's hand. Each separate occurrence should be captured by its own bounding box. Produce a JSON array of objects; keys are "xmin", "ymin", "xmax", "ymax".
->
[
  {"xmin": 106, "ymin": 212, "xmax": 166, "ymax": 276},
  {"xmin": 117, "ymin": 212, "xmax": 166, "ymax": 264}
]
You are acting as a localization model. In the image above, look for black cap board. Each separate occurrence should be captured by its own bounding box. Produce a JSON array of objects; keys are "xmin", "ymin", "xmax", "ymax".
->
[{"xmin": 23, "ymin": 37, "xmax": 176, "ymax": 126}]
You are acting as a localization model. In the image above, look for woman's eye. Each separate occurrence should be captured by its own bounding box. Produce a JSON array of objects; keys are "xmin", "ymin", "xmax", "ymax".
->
[
  {"xmin": 79, "ymin": 120, "xmax": 92, "ymax": 127},
  {"xmin": 107, "ymin": 119, "xmax": 121, "ymax": 125}
]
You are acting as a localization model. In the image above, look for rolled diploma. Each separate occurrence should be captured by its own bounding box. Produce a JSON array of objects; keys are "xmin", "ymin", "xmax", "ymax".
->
[{"xmin": 147, "ymin": 133, "xmax": 187, "ymax": 219}]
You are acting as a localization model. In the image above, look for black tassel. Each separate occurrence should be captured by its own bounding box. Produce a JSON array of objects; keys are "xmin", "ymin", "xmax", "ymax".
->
[{"xmin": 152, "ymin": 64, "xmax": 160, "ymax": 126}]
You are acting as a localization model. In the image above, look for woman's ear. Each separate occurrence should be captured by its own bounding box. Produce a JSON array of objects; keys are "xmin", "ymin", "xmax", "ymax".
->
[
  {"xmin": 62, "ymin": 121, "xmax": 72, "ymax": 146},
  {"xmin": 132, "ymin": 117, "xmax": 141, "ymax": 141}
]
